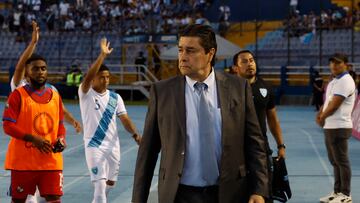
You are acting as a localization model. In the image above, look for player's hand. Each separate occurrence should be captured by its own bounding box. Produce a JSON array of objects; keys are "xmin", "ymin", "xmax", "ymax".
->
[
  {"xmin": 100, "ymin": 38, "xmax": 113, "ymax": 55},
  {"xmin": 316, "ymin": 113, "xmax": 325, "ymax": 127},
  {"xmin": 31, "ymin": 21, "xmax": 39, "ymax": 44},
  {"xmin": 277, "ymin": 148, "xmax": 286, "ymax": 160},
  {"xmin": 133, "ymin": 133, "xmax": 142, "ymax": 145},
  {"xmin": 30, "ymin": 135, "xmax": 53, "ymax": 154},
  {"xmin": 53, "ymin": 137, "xmax": 66, "ymax": 153},
  {"xmin": 248, "ymin": 194, "xmax": 265, "ymax": 203},
  {"xmin": 73, "ymin": 120, "xmax": 82, "ymax": 134}
]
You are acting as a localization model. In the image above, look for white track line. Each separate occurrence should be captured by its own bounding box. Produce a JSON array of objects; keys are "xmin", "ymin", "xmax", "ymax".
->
[
  {"xmin": 63, "ymin": 144, "xmax": 138, "ymax": 191},
  {"xmin": 301, "ymin": 129, "xmax": 333, "ymax": 185}
]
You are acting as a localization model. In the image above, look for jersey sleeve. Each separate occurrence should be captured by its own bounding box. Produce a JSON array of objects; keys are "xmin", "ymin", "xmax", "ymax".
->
[
  {"xmin": 116, "ymin": 94, "xmax": 127, "ymax": 116},
  {"xmin": 2, "ymin": 90, "xmax": 27, "ymax": 139},
  {"xmin": 10, "ymin": 76, "xmax": 16, "ymax": 92},
  {"xmin": 265, "ymin": 82, "xmax": 275, "ymax": 110},
  {"xmin": 78, "ymin": 83, "xmax": 87, "ymax": 99}
]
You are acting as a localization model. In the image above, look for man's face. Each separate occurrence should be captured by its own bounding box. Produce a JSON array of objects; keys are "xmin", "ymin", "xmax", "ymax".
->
[
  {"xmin": 93, "ymin": 70, "xmax": 110, "ymax": 90},
  {"xmin": 178, "ymin": 36, "xmax": 214, "ymax": 81},
  {"xmin": 236, "ymin": 52, "xmax": 256, "ymax": 79},
  {"xmin": 329, "ymin": 60, "xmax": 347, "ymax": 76},
  {"xmin": 27, "ymin": 60, "xmax": 47, "ymax": 88}
]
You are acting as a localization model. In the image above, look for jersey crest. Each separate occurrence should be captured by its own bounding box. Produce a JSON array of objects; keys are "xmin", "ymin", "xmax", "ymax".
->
[
  {"xmin": 259, "ymin": 88, "xmax": 268, "ymax": 98},
  {"xmin": 91, "ymin": 167, "xmax": 98, "ymax": 175}
]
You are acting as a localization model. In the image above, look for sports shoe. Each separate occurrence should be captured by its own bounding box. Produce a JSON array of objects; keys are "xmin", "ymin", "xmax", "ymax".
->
[
  {"xmin": 320, "ymin": 192, "xmax": 338, "ymax": 203},
  {"xmin": 329, "ymin": 193, "xmax": 352, "ymax": 203}
]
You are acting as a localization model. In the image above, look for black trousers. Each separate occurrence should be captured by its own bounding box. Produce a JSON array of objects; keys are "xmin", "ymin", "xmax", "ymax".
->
[
  {"xmin": 324, "ymin": 128, "xmax": 352, "ymax": 196},
  {"xmin": 174, "ymin": 184, "xmax": 219, "ymax": 203}
]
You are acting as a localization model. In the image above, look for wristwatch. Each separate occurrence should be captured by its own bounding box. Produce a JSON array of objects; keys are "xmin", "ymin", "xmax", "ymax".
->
[{"xmin": 277, "ymin": 144, "xmax": 286, "ymax": 149}]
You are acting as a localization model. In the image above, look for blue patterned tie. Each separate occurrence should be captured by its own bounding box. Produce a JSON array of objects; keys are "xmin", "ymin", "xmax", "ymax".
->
[{"xmin": 194, "ymin": 82, "xmax": 219, "ymax": 185}]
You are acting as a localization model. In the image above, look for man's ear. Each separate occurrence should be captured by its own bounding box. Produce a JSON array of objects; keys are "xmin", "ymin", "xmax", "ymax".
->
[{"xmin": 208, "ymin": 48, "xmax": 215, "ymax": 64}]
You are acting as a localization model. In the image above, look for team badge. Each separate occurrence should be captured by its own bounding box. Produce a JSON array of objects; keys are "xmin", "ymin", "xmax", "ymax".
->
[
  {"xmin": 33, "ymin": 112, "xmax": 54, "ymax": 136},
  {"xmin": 259, "ymin": 88, "xmax": 267, "ymax": 98},
  {"xmin": 17, "ymin": 186, "xmax": 24, "ymax": 193},
  {"xmin": 91, "ymin": 167, "xmax": 98, "ymax": 175}
]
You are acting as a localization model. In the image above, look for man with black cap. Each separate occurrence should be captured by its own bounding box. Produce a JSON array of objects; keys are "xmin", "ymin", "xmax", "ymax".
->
[{"xmin": 317, "ymin": 53, "xmax": 355, "ymax": 203}]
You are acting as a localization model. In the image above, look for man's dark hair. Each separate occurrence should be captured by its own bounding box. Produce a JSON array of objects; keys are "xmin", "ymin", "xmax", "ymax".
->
[
  {"xmin": 179, "ymin": 24, "xmax": 217, "ymax": 66},
  {"xmin": 233, "ymin": 50, "xmax": 255, "ymax": 66},
  {"xmin": 25, "ymin": 53, "xmax": 47, "ymax": 65},
  {"xmin": 98, "ymin": 64, "xmax": 109, "ymax": 73}
]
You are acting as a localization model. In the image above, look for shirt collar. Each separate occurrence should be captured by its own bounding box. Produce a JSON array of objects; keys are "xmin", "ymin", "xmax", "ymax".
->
[
  {"xmin": 185, "ymin": 68, "xmax": 215, "ymax": 92},
  {"xmin": 335, "ymin": 71, "xmax": 349, "ymax": 79}
]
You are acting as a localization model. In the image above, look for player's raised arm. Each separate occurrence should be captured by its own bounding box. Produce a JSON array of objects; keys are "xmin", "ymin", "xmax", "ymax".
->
[
  {"xmin": 81, "ymin": 38, "xmax": 113, "ymax": 93},
  {"xmin": 13, "ymin": 21, "xmax": 39, "ymax": 86}
]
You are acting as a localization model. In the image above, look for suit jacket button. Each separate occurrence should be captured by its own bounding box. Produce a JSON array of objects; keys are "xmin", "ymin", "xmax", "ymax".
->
[
  {"xmin": 178, "ymin": 173, "xmax": 182, "ymax": 177},
  {"xmin": 181, "ymin": 152, "xmax": 185, "ymax": 155}
]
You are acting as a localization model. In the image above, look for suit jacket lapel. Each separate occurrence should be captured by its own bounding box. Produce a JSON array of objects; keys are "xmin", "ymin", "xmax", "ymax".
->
[
  {"xmin": 215, "ymin": 71, "xmax": 231, "ymax": 156},
  {"xmin": 173, "ymin": 76, "xmax": 186, "ymax": 138}
]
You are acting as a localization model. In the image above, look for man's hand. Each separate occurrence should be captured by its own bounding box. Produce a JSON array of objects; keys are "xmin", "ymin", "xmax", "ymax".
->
[
  {"xmin": 73, "ymin": 120, "xmax": 82, "ymax": 134},
  {"xmin": 26, "ymin": 135, "xmax": 53, "ymax": 154},
  {"xmin": 133, "ymin": 133, "xmax": 142, "ymax": 145},
  {"xmin": 277, "ymin": 147, "xmax": 286, "ymax": 160},
  {"xmin": 100, "ymin": 37, "xmax": 113, "ymax": 56},
  {"xmin": 31, "ymin": 21, "xmax": 39, "ymax": 44},
  {"xmin": 316, "ymin": 113, "xmax": 325, "ymax": 127},
  {"xmin": 248, "ymin": 194, "xmax": 265, "ymax": 203},
  {"xmin": 53, "ymin": 137, "xmax": 66, "ymax": 153}
]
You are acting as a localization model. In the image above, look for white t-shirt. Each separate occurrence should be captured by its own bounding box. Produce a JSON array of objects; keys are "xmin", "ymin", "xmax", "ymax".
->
[
  {"xmin": 323, "ymin": 73, "xmax": 355, "ymax": 129},
  {"xmin": 78, "ymin": 84, "xmax": 127, "ymax": 149}
]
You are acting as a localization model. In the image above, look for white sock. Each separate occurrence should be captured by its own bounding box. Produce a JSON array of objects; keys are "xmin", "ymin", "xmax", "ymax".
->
[
  {"xmin": 92, "ymin": 180, "xmax": 107, "ymax": 203},
  {"xmin": 25, "ymin": 195, "xmax": 37, "ymax": 203},
  {"xmin": 25, "ymin": 187, "xmax": 47, "ymax": 203},
  {"xmin": 105, "ymin": 183, "xmax": 115, "ymax": 196}
]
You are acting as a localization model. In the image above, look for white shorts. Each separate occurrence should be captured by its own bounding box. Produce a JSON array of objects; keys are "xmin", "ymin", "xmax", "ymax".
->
[{"xmin": 85, "ymin": 141, "xmax": 120, "ymax": 182}]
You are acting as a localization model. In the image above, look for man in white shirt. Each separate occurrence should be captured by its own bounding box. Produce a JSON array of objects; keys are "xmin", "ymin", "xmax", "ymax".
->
[
  {"xmin": 79, "ymin": 38, "xmax": 141, "ymax": 203},
  {"xmin": 317, "ymin": 53, "xmax": 355, "ymax": 203}
]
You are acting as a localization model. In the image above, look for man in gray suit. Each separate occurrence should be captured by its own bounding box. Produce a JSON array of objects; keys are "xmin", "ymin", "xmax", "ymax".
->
[{"xmin": 132, "ymin": 24, "xmax": 269, "ymax": 203}]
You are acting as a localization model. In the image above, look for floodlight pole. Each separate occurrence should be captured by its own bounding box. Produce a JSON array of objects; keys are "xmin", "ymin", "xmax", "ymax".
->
[
  {"xmin": 255, "ymin": 0, "xmax": 259, "ymax": 59},
  {"xmin": 351, "ymin": 0, "xmax": 355, "ymax": 62},
  {"xmin": 319, "ymin": 0, "xmax": 323, "ymax": 66}
]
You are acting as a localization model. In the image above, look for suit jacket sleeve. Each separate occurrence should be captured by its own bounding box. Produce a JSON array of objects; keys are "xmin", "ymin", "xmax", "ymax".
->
[
  {"xmin": 244, "ymin": 80, "xmax": 269, "ymax": 197},
  {"xmin": 132, "ymin": 84, "xmax": 161, "ymax": 203}
]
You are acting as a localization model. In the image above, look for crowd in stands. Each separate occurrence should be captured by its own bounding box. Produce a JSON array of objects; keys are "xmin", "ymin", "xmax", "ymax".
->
[
  {"xmin": 284, "ymin": 4, "xmax": 360, "ymax": 37},
  {"xmin": 0, "ymin": 0, "xmax": 213, "ymax": 38}
]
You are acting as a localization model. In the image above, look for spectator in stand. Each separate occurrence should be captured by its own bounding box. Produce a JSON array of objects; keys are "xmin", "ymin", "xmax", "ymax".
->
[
  {"xmin": 64, "ymin": 16, "xmax": 75, "ymax": 31},
  {"xmin": 219, "ymin": 2, "xmax": 230, "ymax": 22},
  {"xmin": 82, "ymin": 14, "xmax": 92, "ymax": 30},
  {"xmin": 0, "ymin": 13, "xmax": 4, "ymax": 30},
  {"xmin": 152, "ymin": 45, "xmax": 161, "ymax": 78},
  {"xmin": 289, "ymin": 0, "xmax": 298, "ymax": 15},
  {"xmin": 45, "ymin": 8, "xmax": 56, "ymax": 31},
  {"xmin": 59, "ymin": 0, "xmax": 70, "ymax": 21},
  {"xmin": 347, "ymin": 64, "xmax": 357, "ymax": 83},
  {"xmin": 195, "ymin": 12, "xmax": 209, "ymax": 25},
  {"xmin": 134, "ymin": 51, "xmax": 147, "ymax": 81},
  {"xmin": 312, "ymin": 70, "xmax": 324, "ymax": 111},
  {"xmin": 76, "ymin": 0, "xmax": 84, "ymax": 8}
]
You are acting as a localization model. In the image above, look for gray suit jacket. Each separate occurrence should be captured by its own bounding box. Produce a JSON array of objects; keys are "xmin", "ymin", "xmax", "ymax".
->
[{"xmin": 132, "ymin": 71, "xmax": 269, "ymax": 203}]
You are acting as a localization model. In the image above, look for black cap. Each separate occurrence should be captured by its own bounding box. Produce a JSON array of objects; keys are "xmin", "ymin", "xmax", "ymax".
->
[{"xmin": 329, "ymin": 53, "xmax": 348, "ymax": 63}]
